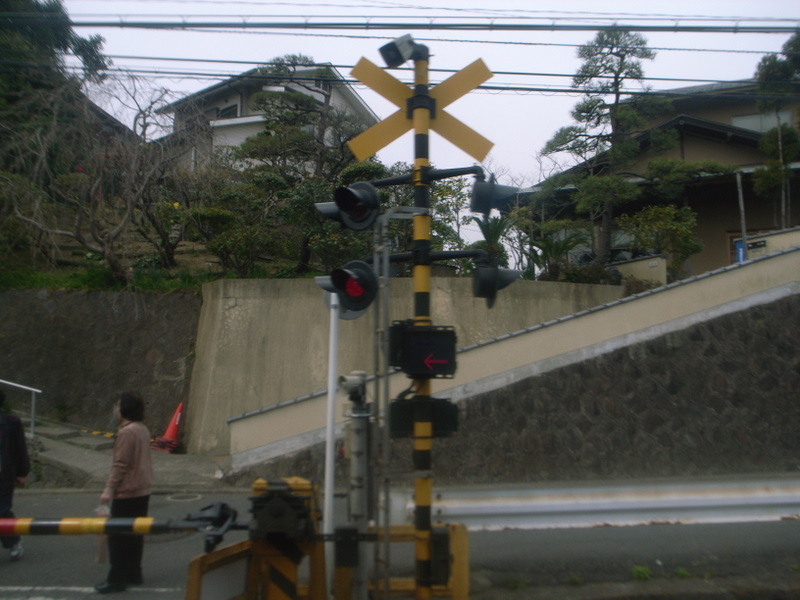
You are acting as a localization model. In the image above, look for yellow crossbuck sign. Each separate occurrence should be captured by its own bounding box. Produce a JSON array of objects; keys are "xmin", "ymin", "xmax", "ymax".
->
[{"xmin": 347, "ymin": 57, "xmax": 494, "ymax": 162}]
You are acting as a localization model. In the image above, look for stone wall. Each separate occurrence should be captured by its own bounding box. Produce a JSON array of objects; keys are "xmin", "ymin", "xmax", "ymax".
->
[
  {"xmin": 0, "ymin": 290, "xmax": 201, "ymax": 435},
  {"xmin": 5, "ymin": 285, "xmax": 800, "ymax": 487},
  {"xmin": 234, "ymin": 294, "xmax": 800, "ymax": 486},
  {"xmin": 427, "ymin": 294, "xmax": 800, "ymax": 483}
]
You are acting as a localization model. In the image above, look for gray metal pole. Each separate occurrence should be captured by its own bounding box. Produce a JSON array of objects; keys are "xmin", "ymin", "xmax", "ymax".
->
[
  {"xmin": 737, "ymin": 171, "xmax": 748, "ymax": 262},
  {"xmin": 323, "ymin": 294, "xmax": 340, "ymax": 597},
  {"xmin": 349, "ymin": 393, "xmax": 371, "ymax": 600}
]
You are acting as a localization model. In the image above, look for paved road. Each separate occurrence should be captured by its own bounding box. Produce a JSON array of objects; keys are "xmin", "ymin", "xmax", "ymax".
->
[
  {"xmin": 3, "ymin": 489, "xmax": 800, "ymax": 599},
  {"xmin": 1, "ymin": 490, "xmax": 253, "ymax": 600}
]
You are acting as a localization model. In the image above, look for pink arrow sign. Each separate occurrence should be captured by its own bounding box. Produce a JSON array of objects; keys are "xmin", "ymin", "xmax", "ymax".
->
[{"xmin": 424, "ymin": 354, "xmax": 449, "ymax": 370}]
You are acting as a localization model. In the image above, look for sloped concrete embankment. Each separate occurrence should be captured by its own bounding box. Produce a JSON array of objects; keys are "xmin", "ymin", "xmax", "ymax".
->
[
  {"xmin": 229, "ymin": 250, "xmax": 800, "ymax": 487},
  {"xmin": 24, "ymin": 416, "xmax": 228, "ymax": 492}
]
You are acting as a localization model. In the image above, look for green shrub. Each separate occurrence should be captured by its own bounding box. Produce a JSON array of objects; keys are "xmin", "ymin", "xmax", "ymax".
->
[{"xmin": 561, "ymin": 263, "xmax": 619, "ymax": 285}]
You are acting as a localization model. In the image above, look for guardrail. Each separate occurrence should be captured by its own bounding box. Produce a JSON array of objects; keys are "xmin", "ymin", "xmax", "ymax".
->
[
  {"xmin": 389, "ymin": 475, "xmax": 800, "ymax": 531},
  {"xmin": 0, "ymin": 378, "xmax": 41, "ymax": 438}
]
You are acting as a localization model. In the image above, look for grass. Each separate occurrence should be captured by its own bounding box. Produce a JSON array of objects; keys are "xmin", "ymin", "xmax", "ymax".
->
[
  {"xmin": 502, "ymin": 577, "xmax": 528, "ymax": 590},
  {"xmin": 0, "ymin": 264, "xmax": 222, "ymax": 294},
  {"xmin": 0, "ymin": 244, "xmax": 309, "ymax": 293},
  {"xmin": 631, "ymin": 565, "xmax": 652, "ymax": 581}
]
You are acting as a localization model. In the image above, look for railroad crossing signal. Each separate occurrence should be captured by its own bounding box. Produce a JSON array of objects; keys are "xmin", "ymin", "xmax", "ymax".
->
[
  {"xmin": 473, "ymin": 262, "xmax": 522, "ymax": 309},
  {"xmin": 347, "ymin": 57, "xmax": 494, "ymax": 162},
  {"xmin": 389, "ymin": 322, "xmax": 457, "ymax": 379},
  {"xmin": 330, "ymin": 260, "xmax": 378, "ymax": 312}
]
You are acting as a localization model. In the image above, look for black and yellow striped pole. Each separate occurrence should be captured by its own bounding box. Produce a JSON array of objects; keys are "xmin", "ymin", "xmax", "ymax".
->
[
  {"xmin": 0, "ymin": 500, "xmax": 242, "ymax": 544},
  {"xmin": 0, "ymin": 516, "xmax": 193, "ymax": 536},
  {"xmin": 409, "ymin": 42, "xmax": 435, "ymax": 600},
  {"xmin": 345, "ymin": 37, "xmax": 496, "ymax": 600}
]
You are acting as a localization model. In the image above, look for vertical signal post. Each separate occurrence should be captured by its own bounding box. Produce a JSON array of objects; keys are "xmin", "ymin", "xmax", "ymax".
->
[
  {"xmin": 344, "ymin": 35, "xmax": 508, "ymax": 600},
  {"xmin": 410, "ymin": 44, "xmax": 434, "ymax": 600}
]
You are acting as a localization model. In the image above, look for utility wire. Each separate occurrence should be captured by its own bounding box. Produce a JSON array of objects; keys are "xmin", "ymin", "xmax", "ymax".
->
[
  {"xmin": 97, "ymin": 27, "xmax": 797, "ymax": 58},
  {"xmin": 6, "ymin": 11, "xmax": 797, "ymax": 33},
  {"xmin": 59, "ymin": 13, "xmax": 800, "ymax": 25},
  {"xmin": 15, "ymin": 61, "xmax": 786, "ymax": 102},
  {"xmin": 57, "ymin": 1, "xmax": 799, "ymax": 25},
  {"xmin": 1, "ymin": 57, "xmax": 785, "ymax": 95},
  {"xmin": 57, "ymin": 20, "xmax": 799, "ymax": 34},
  {"xmin": 92, "ymin": 55, "xmax": 789, "ymax": 86}
]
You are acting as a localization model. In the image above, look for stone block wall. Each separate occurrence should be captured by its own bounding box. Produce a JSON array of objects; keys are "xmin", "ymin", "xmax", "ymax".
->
[
  {"xmin": 0, "ymin": 290, "xmax": 201, "ymax": 435},
  {"xmin": 247, "ymin": 294, "xmax": 800, "ymax": 486},
  {"xmin": 412, "ymin": 294, "xmax": 800, "ymax": 483}
]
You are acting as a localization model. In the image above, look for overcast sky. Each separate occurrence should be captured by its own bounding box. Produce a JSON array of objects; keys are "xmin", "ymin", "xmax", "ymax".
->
[{"xmin": 62, "ymin": 0, "xmax": 798, "ymax": 187}]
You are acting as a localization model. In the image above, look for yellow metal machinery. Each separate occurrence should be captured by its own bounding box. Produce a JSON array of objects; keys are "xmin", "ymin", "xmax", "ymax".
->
[
  {"xmin": 185, "ymin": 477, "xmax": 469, "ymax": 600},
  {"xmin": 186, "ymin": 478, "xmax": 326, "ymax": 600}
]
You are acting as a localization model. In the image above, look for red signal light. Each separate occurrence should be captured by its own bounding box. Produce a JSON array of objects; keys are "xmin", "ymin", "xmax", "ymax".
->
[
  {"xmin": 344, "ymin": 277, "xmax": 365, "ymax": 298},
  {"xmin": 331, "ymin": 260, "xmax": 377, "ymax": 311}
]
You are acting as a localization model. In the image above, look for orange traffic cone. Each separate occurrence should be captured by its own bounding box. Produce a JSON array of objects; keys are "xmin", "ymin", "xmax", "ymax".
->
[{"xmin": 151, "ymin": 402, "xmax": 183, "ymax": 453}]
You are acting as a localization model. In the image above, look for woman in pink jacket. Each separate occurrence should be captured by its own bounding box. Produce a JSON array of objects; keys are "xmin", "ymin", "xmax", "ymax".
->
[{"xmin": 95, "ymin": 392, "xmax": 153, "ymax": 594}]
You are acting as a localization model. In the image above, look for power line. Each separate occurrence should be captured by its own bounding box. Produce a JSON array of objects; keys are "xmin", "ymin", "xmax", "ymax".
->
[
  {"xmin": 58, "ymin": 13, "xmax": 800, "ymax": 25},
  {"xmin": 58, "ymin": 1, "xmax": 797, "ymax": 26},
  {"xmin": 58, "ymin": 20, "xmax": 799, "ymax": 34},
  {"xmin": 4, "ymin": 9, "xmax": 790, "ymax": 34},
  {"xmin": 0, "ymin": 57, "xmax": 753, "ymax": 93},
  {"xmin": 88, "ymin": 55, "xmax": 765, "ymax": 87},
  {"xmin": 54, "ymin": 7, "xmax": 800, "ymax": 26},
  {"xmin": 9, "ymin": 11, "xmax": 798, "ymax": 58},
  {"xmin": 98, "ymin": 27, "xmax": 794, "ymax": 56},
  {"xmin": 19, "ymin": 61, "xmax": 788, "ymax": 102}
]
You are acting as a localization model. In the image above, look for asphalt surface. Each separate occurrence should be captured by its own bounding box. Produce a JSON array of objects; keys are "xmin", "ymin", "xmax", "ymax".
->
[{"xmin": 18, "ymin": 417, "xmax": 800, "ymax": 599}]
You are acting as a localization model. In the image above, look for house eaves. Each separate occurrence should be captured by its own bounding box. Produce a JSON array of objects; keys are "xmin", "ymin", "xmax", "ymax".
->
[
  {"xmin": 641, "ymin": 114, "xmax": 763, "ymax": 148},
  {"xmin": 84, "ymin": 98, "xmax": 137, "ymax": 140},
  {"xmin": 543, "ymin": 112, "xmax": 765, "ymax": 181},
  {"xmin": 656, "ymin": 79, "xmax": 758, "ymax": 99},
  {"xmin": 157, "ymin": 64, "xmax": 379, "ymax": 123}
]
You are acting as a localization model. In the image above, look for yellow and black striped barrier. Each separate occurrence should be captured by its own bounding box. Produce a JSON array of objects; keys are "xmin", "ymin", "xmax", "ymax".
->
[
  {"xmin": 0, "ymin": 475, "xmax": 468, "ymax": 600},
  {"xmin": 0, "ymin": 500, "xmax": 242, "ymax": 549},
  {"xmin": 1, "ymin": 516, "xmax": 201, "ymax": 536}
]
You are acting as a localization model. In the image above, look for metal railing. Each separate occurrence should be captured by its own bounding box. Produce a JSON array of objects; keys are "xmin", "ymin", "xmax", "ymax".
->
[
  {"xmin": 0, "ymin": 379, "xmax": 41, "ymax": 438},
  {"xmin": 389, "ymin": 475, "xmax": 800, "ymax": 531}
]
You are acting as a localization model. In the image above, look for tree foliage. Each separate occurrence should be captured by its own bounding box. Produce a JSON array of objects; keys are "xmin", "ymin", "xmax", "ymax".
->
[
  {"xmin": 753, "ymin": 33, "xmax": 800, "ymax": 229},
  {"xmin": 644, "ymin": 158, "xmax": 735, "ymax": 202},
  {"xmin": 544, "ymin": 30, "xmax": 659, "ymax": 167},
  {"xmin": 617, "ymin": 205, "xmax": 701, "ymax": 280},
  {"xmin": 526, "ymin": 226, "xmax": 589, "ymax": 281},
  {"xmin": 541, "ymin": 30, "xmax": 664, "ymax": 266},
  {"xmin": 470, "ymin": 213, "xmax": 512, "ymax": 267},
  {"xmin": 229, "ymin": 54, "xmax": 376, "ymax": 273},
  {"xmin": 1, "ymin": 0, "xmax": 107, "ymax": 170}
]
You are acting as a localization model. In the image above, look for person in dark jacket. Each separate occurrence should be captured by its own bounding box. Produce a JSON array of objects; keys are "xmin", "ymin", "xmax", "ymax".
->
[
  {"xmin": 0, "ymin": 388, "xmax": 31, "ymax": 561},
  {"xmin": 94, "ymin": 391, "xmax": 153, "ymax": 594}
]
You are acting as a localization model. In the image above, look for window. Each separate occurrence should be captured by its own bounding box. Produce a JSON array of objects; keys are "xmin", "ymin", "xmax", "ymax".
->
[
  {"xmin": 314, "ymin": 79, "xmax": 332, "ymax": 93},
  {"xmin": 732, "ymin": 110, "xmax": 791, "ymax": 133},
  {"xmin": 218, "ymin": 104, "xmax": 238, "ymax": 119}
]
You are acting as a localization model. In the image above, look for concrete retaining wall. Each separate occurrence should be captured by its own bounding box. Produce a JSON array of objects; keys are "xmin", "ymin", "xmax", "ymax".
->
[
  {"xmin": 226, "ymin": 249, "xmax": 800, "ymax": 486},
  {"xmin": 187, "ymin": 278, "xmax": 623, "ymax": 455},
  {"xmin": 0, "ymin": 290, "xmax": 201, "ymax": 434}
]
